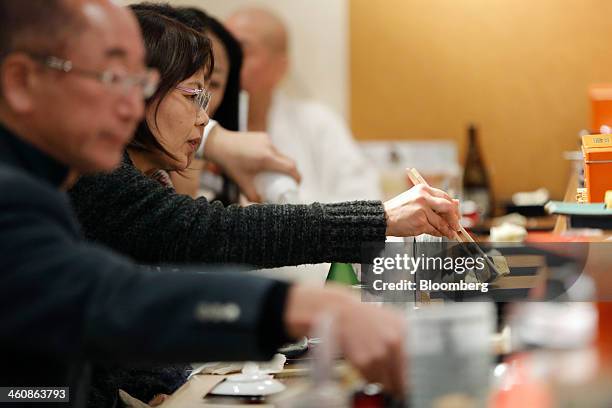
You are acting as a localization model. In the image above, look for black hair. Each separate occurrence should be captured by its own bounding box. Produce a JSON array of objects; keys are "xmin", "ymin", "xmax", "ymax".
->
[
  {"xmin": 130, "ymin": 3, "xmax": 243, "ymax": 131},
  {"xmin": 177, "ymin": 7, "xmax": 243, "ymax": 131},
  {"xmin": 128, "ymin": 6, "xmax": 214, "ymax": 161}
]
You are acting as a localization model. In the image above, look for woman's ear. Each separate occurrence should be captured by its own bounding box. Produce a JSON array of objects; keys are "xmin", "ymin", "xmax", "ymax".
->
[
  {"xmin": 144, "ymin": 98, "xmax": 160, "ymax": 133},
  {"xmin": 0, "ymin": 54, "xmax": 39, "ymax": 113}
]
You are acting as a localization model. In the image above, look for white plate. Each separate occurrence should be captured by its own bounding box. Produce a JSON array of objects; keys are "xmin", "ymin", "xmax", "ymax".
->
[{"xmin": 209, "ymin": 373, "xmax": 286, "ymax": 396}]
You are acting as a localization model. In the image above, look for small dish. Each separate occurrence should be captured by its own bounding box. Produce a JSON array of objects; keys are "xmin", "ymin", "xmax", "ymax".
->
[{"xmin": 209, "ymin": 373, "xmax": 286, "ymax": 396}]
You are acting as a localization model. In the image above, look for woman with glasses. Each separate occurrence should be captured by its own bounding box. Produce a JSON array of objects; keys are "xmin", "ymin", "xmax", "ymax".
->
[
  {"xmin": 69, "ymin": 4, "xmax": 459, "ymax": 406},
  {"xmin": 123, "ymin": 9, "xmax": 212, "ymax": 188}
]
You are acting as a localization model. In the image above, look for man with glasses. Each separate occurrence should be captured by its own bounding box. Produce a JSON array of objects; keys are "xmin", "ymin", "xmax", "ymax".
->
[
  {"xmin": 0, "ymin": 1, "xmax": 407, "ymax": 406},
  {"xmin": 37, "ymin": 55, "xmax": 159, "ymax": 99}
]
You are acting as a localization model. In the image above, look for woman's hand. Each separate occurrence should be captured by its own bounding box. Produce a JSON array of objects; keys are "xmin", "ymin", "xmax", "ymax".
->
[
  {"xmin": 148, "ymin": 393, "xmax": 169, "ymax": 406},
  {"xmin": 384, "ymin": 184, "xmax": 460, "ymax": 238},
  {"xmin": 203, "ymin": 126, "xmax": 301, "ymax": 202}
]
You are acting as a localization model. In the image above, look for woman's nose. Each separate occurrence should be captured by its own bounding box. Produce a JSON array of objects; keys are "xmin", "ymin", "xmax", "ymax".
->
[{"xmin": 196, "ymin": 108, "xmax": 209, "ymax": 127}]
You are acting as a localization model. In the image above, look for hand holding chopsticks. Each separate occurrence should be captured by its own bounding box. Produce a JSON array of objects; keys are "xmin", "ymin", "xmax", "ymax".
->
[
  {"xmin": 405, "ymin": 168, "xmax": 470, "ymax": 243},
  {"xmin": 382, "ymin": 170, "xmax": 461, "ymax": 239},
  {"xmin": 405, "ymin": 168, "xmax": 504, "ymax": 277}
]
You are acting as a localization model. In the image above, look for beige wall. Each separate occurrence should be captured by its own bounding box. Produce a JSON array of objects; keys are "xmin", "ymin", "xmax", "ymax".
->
[
  {"xmin": 118, "ymin": 0, "xmax": 608, "ymax": 201},
  {"xmin": 351, "ymin": 0, "xmax": 612, "ymax": 201},
  {"xmin": 119, "ymin": 0, "xmax": 349, "ymax": 119}
]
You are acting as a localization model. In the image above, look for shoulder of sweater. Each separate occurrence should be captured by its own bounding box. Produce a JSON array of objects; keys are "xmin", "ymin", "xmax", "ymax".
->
[
  {"xmin": 70, "ymin": 154, "xmax": 148, "ymax": 195},
  {"xmin": 110, "ymin": 153, "xmax": 144, "ymax": 180}
]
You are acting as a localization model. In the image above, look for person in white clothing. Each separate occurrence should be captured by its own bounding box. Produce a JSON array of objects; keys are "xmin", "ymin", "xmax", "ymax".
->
[{"xmin": 226, "ymin": 8, "xmax": 381, "ymax": 203}]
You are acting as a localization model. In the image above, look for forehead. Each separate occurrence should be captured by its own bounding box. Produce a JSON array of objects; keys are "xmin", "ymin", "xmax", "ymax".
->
[
  {"xmin": 227, "ymin": 15, "xmax": 284, "ymax": 55},
  {"xmin": 65, "ymin": 1, "xmax": 145, "ymax": 64},
  {"xmin": 227, "ymin": 17, "xmax": 263, "ymax": 45}
]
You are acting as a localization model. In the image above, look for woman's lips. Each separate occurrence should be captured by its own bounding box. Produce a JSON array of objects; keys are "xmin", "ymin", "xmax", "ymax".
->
[{"xmin": 187, "ymin": 137, "xmax": 202, "ymax": 152}]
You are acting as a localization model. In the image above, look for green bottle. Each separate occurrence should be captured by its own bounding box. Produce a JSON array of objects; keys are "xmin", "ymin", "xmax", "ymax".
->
[{"xmin": 326, "ymin": 263, "xmax": 359, "ymax": 285}]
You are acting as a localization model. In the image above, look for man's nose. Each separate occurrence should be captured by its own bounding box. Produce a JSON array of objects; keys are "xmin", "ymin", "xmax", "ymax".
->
[{"xmin": 117, "ymin": 91, "xmax": 145, "ymax": 122}]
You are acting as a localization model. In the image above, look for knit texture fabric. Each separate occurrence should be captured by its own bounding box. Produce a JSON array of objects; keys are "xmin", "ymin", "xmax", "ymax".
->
[{"xmin": 68, "ymin": 156, "xmax": 387, "ymax": 267}]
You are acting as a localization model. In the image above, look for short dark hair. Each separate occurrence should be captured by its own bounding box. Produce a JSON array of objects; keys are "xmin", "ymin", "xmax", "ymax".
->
[
  {"xmin": 130, "ymin": 3, "xmax": 243, "ymax": 131},
  {"xmin": 128, "ymin": 6, "xmax": 214, "ymax": 161},
  {"xmin": 130, "ymin": 2, "xmax": 187, "ymax": 25},
  {"xmin": 0, "ymin": 0, "xmax": 83, "ymax": 62},
  {"xmin": 176, "ymin": 7, "xmax": 243, "ymax": 131}
]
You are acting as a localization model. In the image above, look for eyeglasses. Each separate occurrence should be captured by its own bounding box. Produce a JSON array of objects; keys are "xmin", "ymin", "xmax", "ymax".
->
[
  {"xmin": 34, "ymin": 55, "xmax": 159, "ymax": 98},
  {"xmin": 175, "ymin": 85, "xmax": 212, "ymax": 112}
]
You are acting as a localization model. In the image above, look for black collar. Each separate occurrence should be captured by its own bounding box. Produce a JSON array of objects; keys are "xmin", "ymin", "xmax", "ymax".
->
[{"xmin": 0, "ymin": 122, "xmax": 69, "ymax": 188}]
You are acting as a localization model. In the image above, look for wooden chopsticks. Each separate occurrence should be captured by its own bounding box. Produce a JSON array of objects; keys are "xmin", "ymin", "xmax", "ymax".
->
[
  {"xmin": 405, "ymin": 168, "xmax": 470, "ymax": 243},
  {"xmin": 406, "ymin": 168, "xmax": 503, "ymax": 277}
]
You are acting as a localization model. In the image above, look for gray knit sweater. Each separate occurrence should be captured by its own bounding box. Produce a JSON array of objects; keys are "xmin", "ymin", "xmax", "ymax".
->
[{"xmin": 68, "ymin": 156, "xmax": 387, "ymax": 267}]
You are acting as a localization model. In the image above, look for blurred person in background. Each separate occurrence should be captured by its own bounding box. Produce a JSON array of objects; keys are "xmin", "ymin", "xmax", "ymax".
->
[
  {"xmin": 0, "ymin": 0, "xmax": 419, "ymax": 405},
  {"xmin": 196, "ymin": 10, "xmax": 242, "ymax": 127},
  {"xmin": 226, "ymin": 7, "xmax": 382, "ymax": 204},
  {"xmin": 164, "ymin": 5, "xmax": 274, "ymax": 204},
  {"xmin": 161, "ymin": 5, "xmax": 248, "ymax": 203}
]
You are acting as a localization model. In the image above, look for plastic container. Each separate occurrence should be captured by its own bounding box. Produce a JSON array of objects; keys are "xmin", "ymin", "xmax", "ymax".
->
[{"xmin": 406, "ymin": 302, "xmax": 496, "ymax": 408}]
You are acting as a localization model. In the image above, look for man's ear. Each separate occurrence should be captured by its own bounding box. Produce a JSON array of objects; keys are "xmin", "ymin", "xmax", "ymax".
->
[
  {"xmin": 274, "ymin": 53, "xmax": 289, "ymax": 84},
  {"xmin": 0, "ymin": 54, "xmax": 40, "ymax": 113}
]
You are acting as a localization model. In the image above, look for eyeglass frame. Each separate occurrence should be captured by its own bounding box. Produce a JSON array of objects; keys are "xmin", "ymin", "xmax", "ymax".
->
[
  {"xmin": 175, "ymin": 85, "xmax": 212, "ymax": 113},
  {"xmin": 27, "ymin": 54, "xmax": 160, "ymax": 99}
]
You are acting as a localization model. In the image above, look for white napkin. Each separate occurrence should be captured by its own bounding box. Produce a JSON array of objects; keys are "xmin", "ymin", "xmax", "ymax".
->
[{"xmin": 189, "ymin": 353, "xmax": 287, "ymax": 378}]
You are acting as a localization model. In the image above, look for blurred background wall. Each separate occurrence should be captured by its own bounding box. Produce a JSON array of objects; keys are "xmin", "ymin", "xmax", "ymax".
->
[{"xmin": 351, "ymin": 0, "xmax": 612, "ymax": 200}]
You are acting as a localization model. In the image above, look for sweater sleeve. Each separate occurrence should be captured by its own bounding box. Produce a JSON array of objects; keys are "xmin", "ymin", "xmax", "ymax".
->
[{"xmin": 68, "ymin": 161, "xmax": 387, "ymax": 267}]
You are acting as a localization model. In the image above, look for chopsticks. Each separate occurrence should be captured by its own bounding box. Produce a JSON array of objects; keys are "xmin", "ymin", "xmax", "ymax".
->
[
  {"xmin": 405, "ymin": 168, "xmax": 468, "ymax": 243},
  {"xmin": 406, "ymin": 168, "xmax": 502, "ymax": 278}
]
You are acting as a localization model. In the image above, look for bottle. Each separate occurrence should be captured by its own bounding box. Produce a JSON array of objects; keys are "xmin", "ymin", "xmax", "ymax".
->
[
  {"xmin": 326, "ymin": 263, "xmax": 359, "ymax": 286},
  {"xmin": 254, "ymin": 172, "xmax": 300, "ymax": 204},
  {"xmin": 463, "ymin": 124, "xmax": 493, "ymax": 218}
]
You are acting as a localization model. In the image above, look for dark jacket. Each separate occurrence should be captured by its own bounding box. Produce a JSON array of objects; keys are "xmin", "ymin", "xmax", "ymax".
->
[
  {"xmin": 68, "ymin": 155, "xmax": 387, "ymax": 267},
  {"xmin": 0, "ymin": 124, "xmax": 290, "ymax": 408}
]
